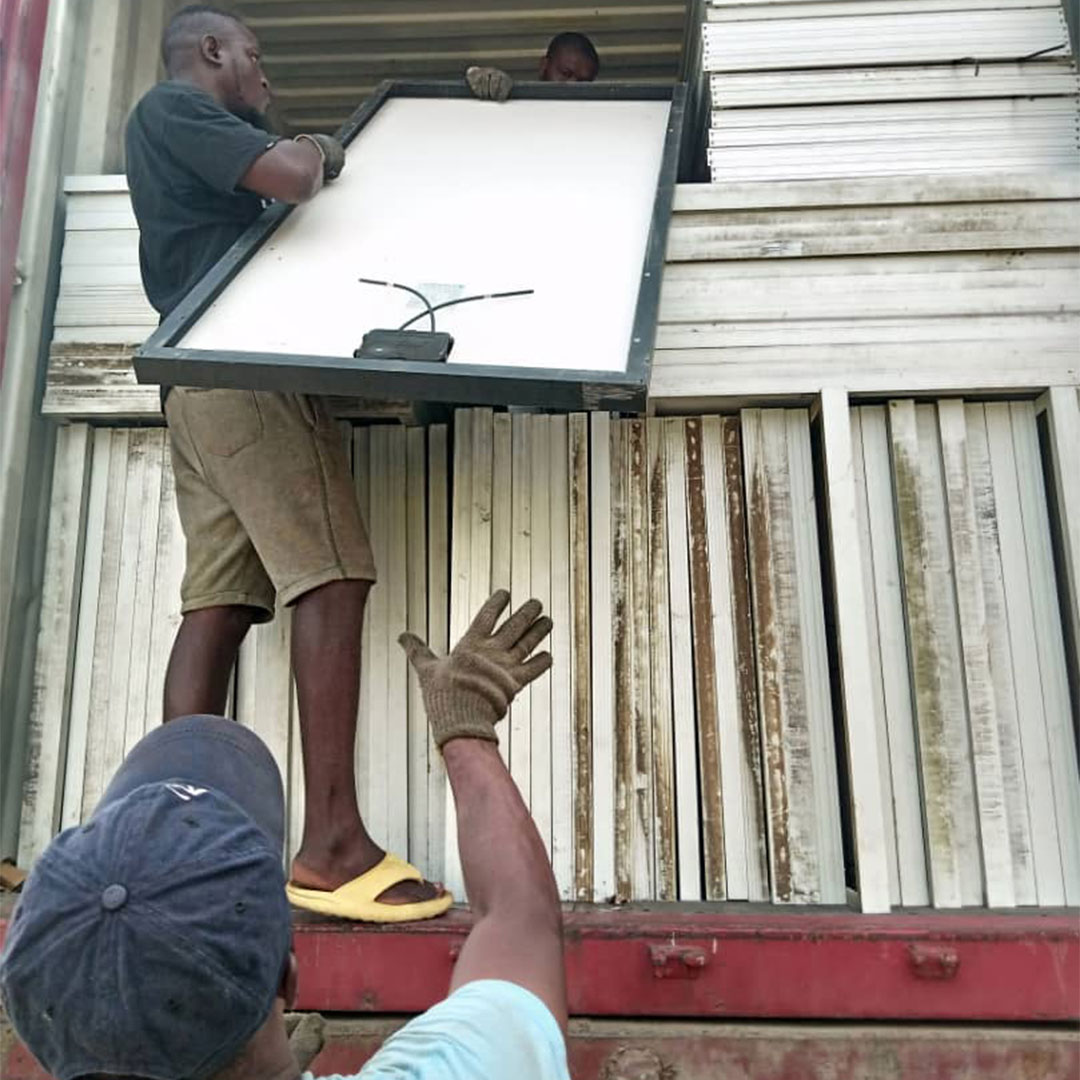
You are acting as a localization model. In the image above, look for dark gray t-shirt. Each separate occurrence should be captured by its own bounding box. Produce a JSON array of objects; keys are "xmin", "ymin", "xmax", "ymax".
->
[{"xmin": 124, "ymin": 80, "xmax": 277, "ymax": 318}]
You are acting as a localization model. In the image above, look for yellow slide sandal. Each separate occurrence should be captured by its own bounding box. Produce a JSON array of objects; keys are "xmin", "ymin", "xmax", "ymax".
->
[{"xmin": 285, "ymin": 853, "xmax": 454, "ymax": 923}]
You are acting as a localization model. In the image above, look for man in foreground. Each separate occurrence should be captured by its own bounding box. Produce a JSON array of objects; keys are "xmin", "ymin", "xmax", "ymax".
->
[
  {"xmin": 126, "ymin": 3, "xmax": 445, "ymax": 920},
  {"xmin": 0, "ymin": 592, "xmax": 568, "ymax": 1079},
  {"xmin": 466, "ymin": 31, "xmax": 601, "ymax": 101}
]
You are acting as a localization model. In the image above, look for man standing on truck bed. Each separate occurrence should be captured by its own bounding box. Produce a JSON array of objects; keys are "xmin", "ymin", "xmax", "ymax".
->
[{"xmin": 124, "ymin": 3, "xmax": 449, "ymax": 922}]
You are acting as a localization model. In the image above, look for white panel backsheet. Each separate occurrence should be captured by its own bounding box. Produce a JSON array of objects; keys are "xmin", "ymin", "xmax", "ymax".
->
[{"xmin": 180, "ymin": 98, "xmax": 671, "ymax": 374}]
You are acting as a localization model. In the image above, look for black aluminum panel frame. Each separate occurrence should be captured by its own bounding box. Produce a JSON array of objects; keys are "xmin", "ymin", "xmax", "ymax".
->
[{"xmin": 133, "ymin": 79, "xmax": 686, "ymax": 412}]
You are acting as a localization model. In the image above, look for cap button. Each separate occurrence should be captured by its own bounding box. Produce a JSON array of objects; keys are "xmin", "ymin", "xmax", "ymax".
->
[{"xmin": 101, "ymin": 884, "xmax": 128, "ymax": 911}]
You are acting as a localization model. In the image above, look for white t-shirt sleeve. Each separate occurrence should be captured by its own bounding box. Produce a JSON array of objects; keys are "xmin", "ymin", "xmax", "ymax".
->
[{"xmin": 309, "ymin": 979, "xmax": 570, "ymax": 1080}]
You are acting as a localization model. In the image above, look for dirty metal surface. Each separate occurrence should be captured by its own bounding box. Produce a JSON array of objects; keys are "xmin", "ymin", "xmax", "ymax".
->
[
  {"xmin": 612, "ymin": 419, "xmax": 634, "ymax": 902},
  {"xmin": 646, "ymin": 417, "xmax": 677, "ymax": 902},
  {"xmin": 569, "ymin": 413, "xmax": 594, "ymax": 903},
  {"xmin": 684, "ymin": 417, "xmax": 726, "ymax": 900},
  {"xmin": 722, "ymin": 416, "xmax": 769, "ymax": 899},
  {"xmin": 5, "ymin": 1012, "xmax": 1076, "ymax": 1080},
  {"xmin": 309, "ymin": 1019, "xmax": 1080, "ymax": 1080},
  {"xmin": 258, "ymin": 906, "xmax": 1080, "ymax": 1021},
  {"xmin": 628, "ymin": 419, "xmax": 656, "ymax": 902},
  {"xmin": 1, "ymin": 904, "xmax": 1078, "ymax": 1076}
]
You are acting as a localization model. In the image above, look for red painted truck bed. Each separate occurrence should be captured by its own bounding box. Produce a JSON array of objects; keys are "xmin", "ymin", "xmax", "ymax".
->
[{"xmin": 3, "ymin": 903, "xmax": 1077, "ymax": 1078}]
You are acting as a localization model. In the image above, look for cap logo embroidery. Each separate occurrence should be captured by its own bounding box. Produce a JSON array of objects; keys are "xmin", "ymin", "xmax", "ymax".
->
[{"xmin": 165, "ymin": 783, "xmax": 209, "ymax": 801}]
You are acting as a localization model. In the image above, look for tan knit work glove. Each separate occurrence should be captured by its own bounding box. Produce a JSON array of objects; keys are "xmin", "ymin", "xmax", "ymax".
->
[
  {"xmin": 466, "ymin": 65, "xmax": 514, "ymax": 103},
  {"xmin": 399, "ymin": 590, "xmax": 552, "ymax": 748},
  {"xmin": 284, "ymin": 1011, "xmax": 326, "ymax": 1071}
]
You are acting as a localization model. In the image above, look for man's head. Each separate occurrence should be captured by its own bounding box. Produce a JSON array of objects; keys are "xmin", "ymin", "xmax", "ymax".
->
[
  {"xmin": 539, "ymin": 32, "xmax": 600, "ymax": 83},
  {"xmin": 162, "ymin": 5, "xmax": 271, "ymax": 119},
  {"xmin": 0, "ymin": 716, "xmax": 296, "ymax": 1080}
]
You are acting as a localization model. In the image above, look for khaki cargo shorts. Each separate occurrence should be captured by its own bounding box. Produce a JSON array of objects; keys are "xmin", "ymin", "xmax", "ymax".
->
[{"xmin": 165, "ymin": 387, "xmax": 377, "ymax": 621}]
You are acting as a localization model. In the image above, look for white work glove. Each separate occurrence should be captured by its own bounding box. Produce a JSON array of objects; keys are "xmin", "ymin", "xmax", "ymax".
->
[{"xmin": 466, "ymin": 66, "xmax": 514, "ymax": 103}]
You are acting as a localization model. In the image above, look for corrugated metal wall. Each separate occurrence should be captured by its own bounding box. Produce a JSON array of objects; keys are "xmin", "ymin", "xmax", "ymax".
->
[
  {"xmin": 55, "ymin": 0, "xmax": 690, "ymax": 166},
  {"xmin": 703, "ymin": 0, "xmax": 1079, "ymax": 183},
  {"xmin": 233, "ymin": 1, "xmax": 687, "ymax": 134}
]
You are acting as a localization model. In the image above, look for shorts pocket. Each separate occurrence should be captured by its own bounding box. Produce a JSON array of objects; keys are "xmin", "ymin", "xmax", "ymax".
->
[
  {"xmin": 184, "ymin": 389, "xmax": 263, "ymax": 458},
  {"xmin": 294, "ymin": 393, "xmax": 329, "ymax": 431}
]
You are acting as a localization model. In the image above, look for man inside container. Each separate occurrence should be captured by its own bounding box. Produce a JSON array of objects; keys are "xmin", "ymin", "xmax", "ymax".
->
[
  {"xmin": 1, "ymin": 592, "xmax": 570, "ymax": 1080},
  {"xmin": 466, "ymin": 31, "xmax": 601, "ymax": 102},
  {"xmin": 123, "ymin": 3, "xmax": 449, "ymax": 922}
]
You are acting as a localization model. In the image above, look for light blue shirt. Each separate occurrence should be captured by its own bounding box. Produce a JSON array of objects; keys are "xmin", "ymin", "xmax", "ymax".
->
[{"xmin": 307, "ymin": 979, "xmax": 570, "ymax": 1080}]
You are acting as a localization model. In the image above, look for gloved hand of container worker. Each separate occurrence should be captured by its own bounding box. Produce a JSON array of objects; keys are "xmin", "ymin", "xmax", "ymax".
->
[{"xmin": 466, "ymin": 65, "xmax": 514, "ymax": 102}]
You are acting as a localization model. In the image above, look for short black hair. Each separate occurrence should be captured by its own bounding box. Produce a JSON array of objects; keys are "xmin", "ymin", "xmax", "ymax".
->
[
  {"xmin": 161, "ymin": 4, "xmax": 246, "ymax": 74},
  {"xmin": 545, "ymin": 31, "xmax": 600, "ymax": 72}
]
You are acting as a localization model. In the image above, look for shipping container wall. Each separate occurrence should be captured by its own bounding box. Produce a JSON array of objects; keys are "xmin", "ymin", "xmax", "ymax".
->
[{"xmin": 6, "ymin": 3, "xmax": 1080, "ymax": 922}]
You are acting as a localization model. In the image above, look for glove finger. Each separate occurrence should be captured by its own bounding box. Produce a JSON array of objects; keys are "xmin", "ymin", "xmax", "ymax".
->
[
  {"xmin": 515, "ymin": 651, "xmax": 553, "ymax": 688},
  {"xmin": 463, "ymin": 589, "xmax": 511, "ymax": 642},
  {"xmin": 512, "ymin": 615, "xmax": 553, "ymax": 660},
  {"xmin": 496, "ymin": 76, "xmax": 512, "ymax": 102},
  {"xmin": 492, "ymin": 597, "xmax": 544, "ymax": 650},
  {"xmin": 398, "ymin": 632, "xmax": 436, "ymax": 666}
]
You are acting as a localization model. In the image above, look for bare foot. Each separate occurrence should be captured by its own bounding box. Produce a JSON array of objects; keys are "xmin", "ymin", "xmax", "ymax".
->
[{"xmin": 291, "ymin": 825, "xmax": 446, "ymax": 906}]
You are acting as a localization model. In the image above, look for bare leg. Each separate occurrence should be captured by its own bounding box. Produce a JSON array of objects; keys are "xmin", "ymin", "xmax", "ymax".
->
[
  {"xmin": 163, "ymin": 605, "xmax": 255, "ymax": 719},
  {"xmin": 289, "ymin": 578, "xmax": 443, "ymax": 904}
]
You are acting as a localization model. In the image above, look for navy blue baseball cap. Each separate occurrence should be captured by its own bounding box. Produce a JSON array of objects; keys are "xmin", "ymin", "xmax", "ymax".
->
[{"xmin": 0, "ymin": 715, "xmax": 292, "ymax": 1080}]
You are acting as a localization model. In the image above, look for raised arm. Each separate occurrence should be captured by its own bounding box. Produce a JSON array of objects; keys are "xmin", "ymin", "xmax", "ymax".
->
[{"xmin": 399, "ymin": 592, "xmax": 567, "ymax": 1033}]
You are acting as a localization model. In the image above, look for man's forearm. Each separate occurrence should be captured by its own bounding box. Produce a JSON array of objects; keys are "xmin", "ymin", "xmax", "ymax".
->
[
  {"xmin": 443, "ymin": 739, "xmax": 560, "ymax": 922},
  {"xmin": 442, "ymin": 737, "xmax": 567, "ymax": 1031}
]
